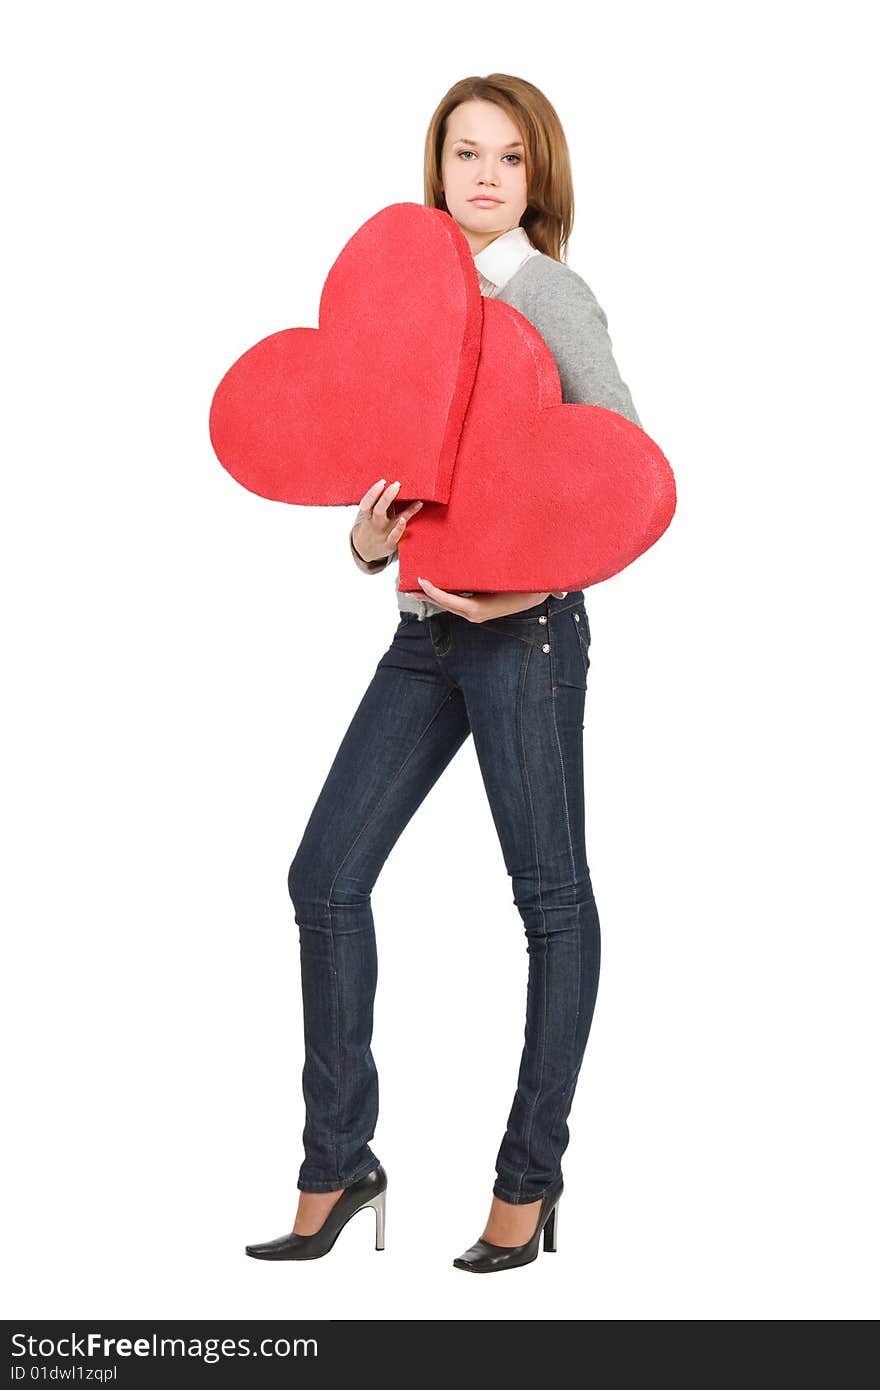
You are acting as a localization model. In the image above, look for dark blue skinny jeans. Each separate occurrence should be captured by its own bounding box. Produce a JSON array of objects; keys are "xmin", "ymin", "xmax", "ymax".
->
[{"xmin": 287, "ymin": 591, "xmax": 600, "ymax": 1204}]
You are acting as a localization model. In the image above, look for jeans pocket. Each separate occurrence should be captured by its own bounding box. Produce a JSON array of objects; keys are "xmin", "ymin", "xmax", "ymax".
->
[
  {"xmin": 552, "ymin": 607, "xmax": 590, "ymax": 690},
  {"xmin": 575, "ymin": 608, "xmax": 591, "ymax": 686}
]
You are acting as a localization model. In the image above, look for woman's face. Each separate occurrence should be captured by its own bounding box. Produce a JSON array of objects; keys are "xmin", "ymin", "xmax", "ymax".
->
[{"xmin": 439, "ymin": 99, "xmax": 529, "ymax": 253}]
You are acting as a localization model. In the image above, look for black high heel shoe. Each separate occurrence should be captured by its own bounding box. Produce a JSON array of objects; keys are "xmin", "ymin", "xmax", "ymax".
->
[
  {"xmin": 453, "ymin": 1179, "xmax": 563, "ymax": 1273},
  {"xmin": 245, "ymin": 1164, "xmax": 387, "ymax": 1261}
]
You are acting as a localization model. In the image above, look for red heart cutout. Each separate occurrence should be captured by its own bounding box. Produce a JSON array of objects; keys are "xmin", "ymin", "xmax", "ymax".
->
[
  {"xmin": 208, "ymin": 204, "xmax": 482, "ymax": 504},
  {"xmin": 396, "ymin": 297, "xmax": 676, "ymax": 592}
]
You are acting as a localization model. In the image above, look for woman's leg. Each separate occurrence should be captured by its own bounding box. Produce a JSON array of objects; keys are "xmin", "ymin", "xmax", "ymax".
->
[
  {"xmin": 451, "ymin": 598, "xmax": 600, "ymax": 1207},
  {"xmin": 287, "ymin": 615, "xmax": 471, "ymax": 1193}
]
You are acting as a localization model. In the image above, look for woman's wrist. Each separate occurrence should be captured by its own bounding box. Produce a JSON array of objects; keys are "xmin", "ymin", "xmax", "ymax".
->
[{"xmin": 350, "ymin": 521, "xmax": 388, "ymax": 571}]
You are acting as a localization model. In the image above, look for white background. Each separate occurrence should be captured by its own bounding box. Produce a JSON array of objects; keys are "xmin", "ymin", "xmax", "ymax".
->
[{"xmin": 3, "ymin": 0, "xmax": 877, "ymax": 1322}]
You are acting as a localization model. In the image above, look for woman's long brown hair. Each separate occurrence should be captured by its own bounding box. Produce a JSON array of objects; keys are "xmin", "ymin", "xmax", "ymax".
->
[{"xmin": 422, "ymin": 73, "xmax": 575, "ymax": 263}]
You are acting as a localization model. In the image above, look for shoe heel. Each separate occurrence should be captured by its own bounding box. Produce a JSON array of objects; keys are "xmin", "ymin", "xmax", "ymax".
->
[
  {"xmin": 543, "ymin": 1198, "xmax": 559, "ymax": 1253},
  {"xmin": 365, "ymin": 1187, "xmax": 386, "ymax": 1250}
]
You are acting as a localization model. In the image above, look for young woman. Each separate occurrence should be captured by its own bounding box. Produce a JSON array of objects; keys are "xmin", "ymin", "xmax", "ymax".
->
[{"xmin": 246, "ymin": 74, "xmax": 641, "ymax": 1273}]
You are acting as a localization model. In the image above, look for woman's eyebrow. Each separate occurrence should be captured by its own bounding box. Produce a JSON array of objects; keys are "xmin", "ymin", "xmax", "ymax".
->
[{"xmin": 453, "ymin": 137, "xmax": 525, "ymax": 149}]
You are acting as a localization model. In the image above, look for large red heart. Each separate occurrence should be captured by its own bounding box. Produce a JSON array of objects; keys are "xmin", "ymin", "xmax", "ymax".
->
[
  {"xmin": 395, "ymin": 297, "xmax": 676, "ymax": 592},
  {"xmin": 208, "ymin": 204, "xmax": 482, "ymax": 505}
]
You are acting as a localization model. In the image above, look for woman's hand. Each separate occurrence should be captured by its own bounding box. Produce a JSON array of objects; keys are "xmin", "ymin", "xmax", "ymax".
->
[
  {"xmin": 353, "ymin": 478, "xmax": 566, "ymax": 617},
  {"xmin": 416, "ymin": 579, "xmax": 568, "ymax": 622},
  {"xmin": 352, "ymin": 478, "xmax": 423, "ymax": 564}
]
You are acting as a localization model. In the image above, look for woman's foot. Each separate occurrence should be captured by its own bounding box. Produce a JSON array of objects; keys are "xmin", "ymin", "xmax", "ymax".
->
[
  {"xmin": 293, "ymin": 1188, "xmax": 345, "ymax": 1235},
  {"xmin": 481, "ymin": 1193, "xmax": 544, "ymax": 1247},
  {"xmin": 246, "ymin": 1167, "xmax": 388, "ymax": 1261},
  {"xmin": 453, "ymin": 1180, "xmax": 563, "ymax": 1272}
]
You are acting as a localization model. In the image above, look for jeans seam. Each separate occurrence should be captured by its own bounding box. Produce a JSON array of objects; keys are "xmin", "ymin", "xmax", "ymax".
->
[
  {"xmin": 550, "ymin": 650, "xmax": 575, "ymax": 1045},
  {"xmin": 328, "ymin": 920, "xmax": 341, "ymax": 1183},
  {"xmin": 514, "ymin": 643, "xmax": 547, "ymax": 1200},
  {"xmin": 478, "ymin": 625, "xmax": 537, "ymax": 649},
  {"xmin": 547, "ymin": 652, "xmax": 580, "ymax": 1175}
]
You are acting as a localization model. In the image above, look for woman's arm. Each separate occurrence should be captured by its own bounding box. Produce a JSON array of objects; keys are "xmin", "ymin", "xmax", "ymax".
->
[{"xmin": 512, "ymin": 261, "xmax": 642, "ymax": 427}]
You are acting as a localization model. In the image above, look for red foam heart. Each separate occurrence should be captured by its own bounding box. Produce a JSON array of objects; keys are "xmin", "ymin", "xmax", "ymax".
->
[
  {"xmin": 208, "ymin": 204, "xmax": 482, "ymax": 504},
  {"xmin": 396, "ymin": 297, "xmax": 676, "ymax": 592}
]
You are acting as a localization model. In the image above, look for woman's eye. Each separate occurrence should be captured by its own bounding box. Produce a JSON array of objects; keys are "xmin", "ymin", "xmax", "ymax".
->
[{"xmin": 457, "ymin": 150, "xmax": 521, "ymax": 164}]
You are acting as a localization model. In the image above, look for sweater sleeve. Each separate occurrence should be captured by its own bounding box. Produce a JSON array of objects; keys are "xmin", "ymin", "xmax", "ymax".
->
[{"xmin": 519, "ymin": 262, "xmax": 642, "ymax": 428}]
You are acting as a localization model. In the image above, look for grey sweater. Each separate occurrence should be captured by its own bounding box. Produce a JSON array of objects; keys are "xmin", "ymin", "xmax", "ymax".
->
[{"xmin": 349, "ymin": 251, "xmax": 642, "ymax": 619}]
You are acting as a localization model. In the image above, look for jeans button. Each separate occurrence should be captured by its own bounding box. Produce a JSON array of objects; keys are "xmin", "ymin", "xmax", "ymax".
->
[
  {"xmin": 574, "ymin": 613, "xmax": 580, "ymax": 622},
  {"xmin": 542, "ymin": 643, "xmax": 551, "ymax": 653},
  {"xmin": 538, "ymin": 615, "xmax": 547, "ymax": 624}
]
